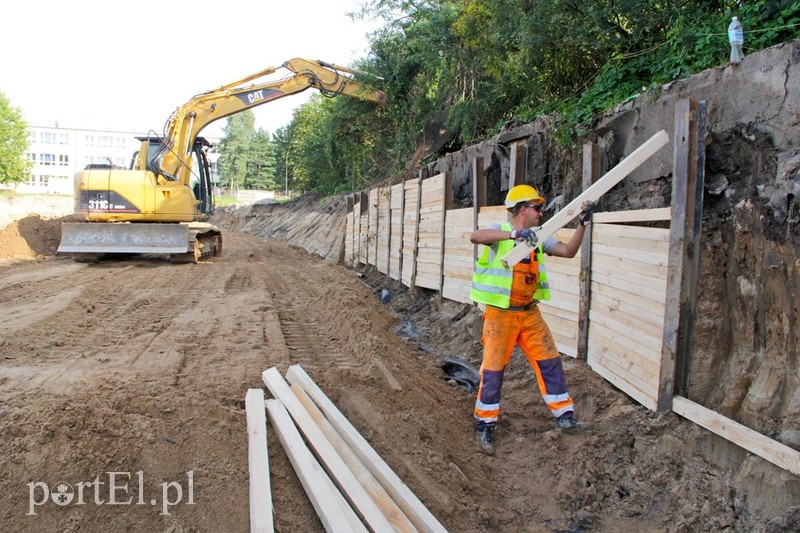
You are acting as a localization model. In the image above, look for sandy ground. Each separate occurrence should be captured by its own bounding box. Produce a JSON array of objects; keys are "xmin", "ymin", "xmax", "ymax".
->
[{"xmin": 0, "ymin": 217, "xmax": 795, "ymax": 532}]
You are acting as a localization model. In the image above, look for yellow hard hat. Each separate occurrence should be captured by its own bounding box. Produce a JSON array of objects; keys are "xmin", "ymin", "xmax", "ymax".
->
[{"xmin": 505, "ymin": 184, "xmax": 544, "ymax": 209}]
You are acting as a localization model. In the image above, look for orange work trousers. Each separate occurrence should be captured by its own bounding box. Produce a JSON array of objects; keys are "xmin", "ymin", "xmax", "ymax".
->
[{"xmin": 474, "ymin": 305, "xmax": 574, "ymax": 429}]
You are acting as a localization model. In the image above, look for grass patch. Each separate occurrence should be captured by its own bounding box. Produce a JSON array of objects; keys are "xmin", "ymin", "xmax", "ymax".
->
[{"xmin": 214, "ymin": 195, "xmax": 241, "ymax": 207}]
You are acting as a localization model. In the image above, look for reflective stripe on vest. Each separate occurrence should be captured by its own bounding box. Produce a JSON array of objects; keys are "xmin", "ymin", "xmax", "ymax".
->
[
  {"xmin": 534, "ymin": 251, "xmax": 550, "ymax": 301},
  {"xmin": 470, "ymin": 223, "xmax": 551, "ymax": 307}
]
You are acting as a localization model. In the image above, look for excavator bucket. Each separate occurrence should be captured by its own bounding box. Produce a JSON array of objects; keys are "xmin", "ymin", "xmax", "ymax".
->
[{"xmin": 58, "ymin": 222, "xmax": 190, "ymax": 254}]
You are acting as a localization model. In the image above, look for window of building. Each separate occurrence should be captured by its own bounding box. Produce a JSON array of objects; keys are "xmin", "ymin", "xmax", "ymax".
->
[
  {"xmin": 58, "ymin": 133, "xmax": 70, "ymax": 145},
  {"xmin": 98, "ymin": 135, "xmax": 114, "ymax": 148},
  {"xmin": 116, "ymin": 136, "xmax": 127, "ymax": 148},
  {"xmin": 40, "ymin": 153, "xmax": 56, "ymax": 166},
  {"xmin": 26, "ymin": 153, "xmax": 36, "ymax": 163},
  {"xmin": 85, "ymin": 135, "xmax": 95, "ymax": 146},
  {"xmin": 40, "ymin": 132, "xmax": 56, "ymax": 144},
  {"xmin": 58, "ymin": 154, "xmax": 69, "ymax": 166}
]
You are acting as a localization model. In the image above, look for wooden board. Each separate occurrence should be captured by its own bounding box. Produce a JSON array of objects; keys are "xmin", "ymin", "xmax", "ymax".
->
[
  {"xmin": 345, "ymin": 212, "xmax": 354, "ymax": 267},
  {"xmin": 245, "ymin": 389, "xmax": 274, "ymax": 533},
  {"xmin": 591, "ymin": 253, "xmax": 668, "ymax": 280},
  {"xmin": 353, "ymin": 202, "xmax": 361, "ymax": 266},
  {"xmin": 377, "ymin": 187, "xmax": 390, "ymax": 274},
  {"xmin": 590, "ymin": 280, "xmax": 667, "ymax": 316},
  {"xmin": 592, "ymin": 207, "xmax": 671, "ymax": 223},
  {"xmin": 415, "ymin": 174, "xmax": 446, "ymax": 290},
  {"xmin": 587, "ymin": 322, "xmax": 661, "ymax": 376},
  {"xmin": 262, "ymin": 368, "xmax": 394, "ymax": 532},
  {"xmin": 442, "ymin": 207, "xmax": 474, "ymax": 304},
  {"xmin": 590, "ymin": 291, "xmax": 665, "ymax": 331},
  {"xmin": 592, "ymin": 222, "xmax": 670, "ymax": 242},
  {"xmin": 285, "ymin": 365, "xmax": 447, "ymax": 533},
  {"xmin": 672, "ymin": 396, "xmax": 800, "ymax": 477},
  {"xmin": 501, "ymin": 130, "xmax": 670, "ymax": 268},
  {"xmin": 367, "ymin": 189, "xmax": 379, "ymax": 267},
  {"xmin": 589, "ymin": 308, "xmax": 664, "ymax": 351},
  {"xmin": 389, "ymin": 182, "xmax": 404, "ymax": 280},
  {"xmin": 359, "ymin": 212, "xmax": 369, "ymax": 265},
  {"xmin": 588, "ymin": 351, "xmax": 658, "ymax": 411},
  {"xmin": 477, "ymin": 206, "xmax": 508, "ymax": 228},
  {"xmin": 589, "ymin": 268, "xmax": 667, "ymax": 303},
  {"xmin": 265, "ymin": 399, "xmax": 363, "ymax": 532},
  {"xmin": 291, "ymin": 384, "xmax": 415, "ymax": 532},
  {"xmin": 402, "ymin": 178, "xmax": 421, "ymax": 287}
]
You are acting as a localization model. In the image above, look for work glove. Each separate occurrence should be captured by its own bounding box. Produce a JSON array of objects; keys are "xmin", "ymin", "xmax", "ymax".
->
[
  {"xmin": 579, "ymin": 200, "xmax": 596, "ymax": 226},
  {"xmin": 511, "ymin": 228, "xmax": 538, "ymax": 247}
]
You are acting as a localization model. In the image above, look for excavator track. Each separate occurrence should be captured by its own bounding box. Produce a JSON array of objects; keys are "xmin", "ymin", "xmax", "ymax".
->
[{"xmin": 170, "ymin": 225, "xmax": 223, "ymax": 263}]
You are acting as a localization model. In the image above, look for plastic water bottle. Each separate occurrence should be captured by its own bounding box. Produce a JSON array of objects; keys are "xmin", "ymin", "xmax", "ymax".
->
[{"xmin": 728, "ymin": 16, "xmax": 744, "ymax": 63}]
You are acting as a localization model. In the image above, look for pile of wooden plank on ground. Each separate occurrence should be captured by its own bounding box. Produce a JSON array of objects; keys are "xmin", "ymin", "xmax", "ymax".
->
[{"xmin": 245, "ymin": 364, "xmax": 447, "ymax": 533}]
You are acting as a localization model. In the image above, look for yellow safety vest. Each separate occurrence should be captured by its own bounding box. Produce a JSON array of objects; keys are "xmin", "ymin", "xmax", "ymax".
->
[{"xmin": 469, "ymin": 222, "xmax": 550, "ymax": 308}]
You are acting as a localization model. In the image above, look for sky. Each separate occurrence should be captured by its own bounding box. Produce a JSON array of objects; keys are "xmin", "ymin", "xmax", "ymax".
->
[{"xmin": 0, "ymin": 0, "xmax": 381, "ymax": 139}]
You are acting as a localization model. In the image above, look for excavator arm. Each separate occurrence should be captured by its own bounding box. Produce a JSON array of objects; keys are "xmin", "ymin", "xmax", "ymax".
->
[{"xmin": 154, "ymin": 58, "xmax": 386, "ymax": 184}]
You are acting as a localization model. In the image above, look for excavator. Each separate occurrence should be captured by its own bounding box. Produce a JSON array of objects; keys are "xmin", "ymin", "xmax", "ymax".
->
[{"xmin": 58, "ymin": 58, "xmax": 387, "ymax": 262}]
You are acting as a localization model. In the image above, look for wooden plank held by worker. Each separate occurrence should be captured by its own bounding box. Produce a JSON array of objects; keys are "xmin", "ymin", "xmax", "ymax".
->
[{"xmin": 500, "ymin": 130, "xmax": 670, "ymax": 269}]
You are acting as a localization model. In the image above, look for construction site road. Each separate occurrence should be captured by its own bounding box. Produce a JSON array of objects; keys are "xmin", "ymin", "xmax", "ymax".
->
[{"xmin": 0, "ymin": 229, "xmax": 776, "ymax": 532}]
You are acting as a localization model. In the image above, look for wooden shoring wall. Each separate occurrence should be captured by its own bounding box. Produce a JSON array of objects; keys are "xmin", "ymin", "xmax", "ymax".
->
[
  {"xmin": 586, "ymin": 214, "xmax": 671, "ymax": 411},
  {"xmin": 366, "ymin": 188, "xmax": 379, "ymax": 267},
  {"xmin": 538, "ymin": 228, "xmax": 581, "ymax": 358},
  {"xmin": 401, "ymin": 178, "xmax": 421, "ymax": 287},
  {"xmin": 442, "ymin": 208, "xmax": 474, "ymax": 304},
  {"xmin": 414, "ymin": 173, "xmax": 450, "ymax": 290},
  {"xmin": 376, "ymin": 186, "xmax": 390, "ymax": 274},
  {"xmin": 341, "ymin": 98, "xmax": 800, "ymax": 478},
  {"xmin": 389, "ymin": 182, "xmax": 404, "ymax": 281}
]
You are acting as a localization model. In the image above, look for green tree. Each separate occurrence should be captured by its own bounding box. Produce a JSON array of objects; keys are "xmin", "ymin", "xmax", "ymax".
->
[
  {"xmin": 0, "ymin": 91, "xmax": 31, "ymax": 185},
  {"xmin": 281, "ymin": 0, "xmax": 800, "ymax": 191},
  {"xmin": 288, "ymin": 93, "xmax": 392, "ymax": 195},
  {"xmin": 217, "ymin": 111, "xmax": 256, "ymax": 194},
  {"xmin": 272, "ymin": 126, "xmax": 293, "ymax": 194},
  {"xmin": 246, "ymin": 129, "xmax": 277, "ymax": 190}
]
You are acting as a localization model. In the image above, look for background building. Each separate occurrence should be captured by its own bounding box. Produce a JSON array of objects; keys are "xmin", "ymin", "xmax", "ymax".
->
[{"xmin": 20, "ymin": 124, "xmax": 220, "ymax": 195}]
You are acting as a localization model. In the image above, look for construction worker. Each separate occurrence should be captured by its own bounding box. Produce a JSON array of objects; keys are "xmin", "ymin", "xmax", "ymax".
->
[{"xmin": 469, "ymin": 184, "xmax": 593, "ymax": 455}]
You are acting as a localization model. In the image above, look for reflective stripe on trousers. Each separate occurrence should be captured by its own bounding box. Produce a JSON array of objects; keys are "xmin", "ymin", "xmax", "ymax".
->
[{"xmin": 474, "ymin": 305, "xmax": 574, "ymax": 428}]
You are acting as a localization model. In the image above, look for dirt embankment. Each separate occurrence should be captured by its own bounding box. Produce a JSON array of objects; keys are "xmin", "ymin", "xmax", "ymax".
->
[
  {"xmin": 0, "ymin": 215, "xmax": 64, "ymax": 264},
  {"xmin": 213, "ymin": 194, "xmax": 349, "ymax": 263}
]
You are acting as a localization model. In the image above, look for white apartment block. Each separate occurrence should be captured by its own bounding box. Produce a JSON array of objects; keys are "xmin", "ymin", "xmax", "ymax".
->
[
  {"xmin": 22, "ymin": 125, "xmax": 145, "ymax": 195},
  {"xmin": 21, "ymin": 125, "xmax": 220, "ymax": 196}
]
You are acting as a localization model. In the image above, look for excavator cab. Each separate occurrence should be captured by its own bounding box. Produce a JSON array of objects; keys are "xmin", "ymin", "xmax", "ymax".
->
[{"xmin": 133, "ymin": 136, "xmax": 216, "ymax": 216}]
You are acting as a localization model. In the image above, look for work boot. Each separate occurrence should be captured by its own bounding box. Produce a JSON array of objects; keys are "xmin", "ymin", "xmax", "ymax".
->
[
  {"xmin": 555, "ymin": 414, "xmax": 589, "ymax": 432},
  {"xmin": 475, "ymin": 424, "xmax": 496, "ymax": 455}
]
